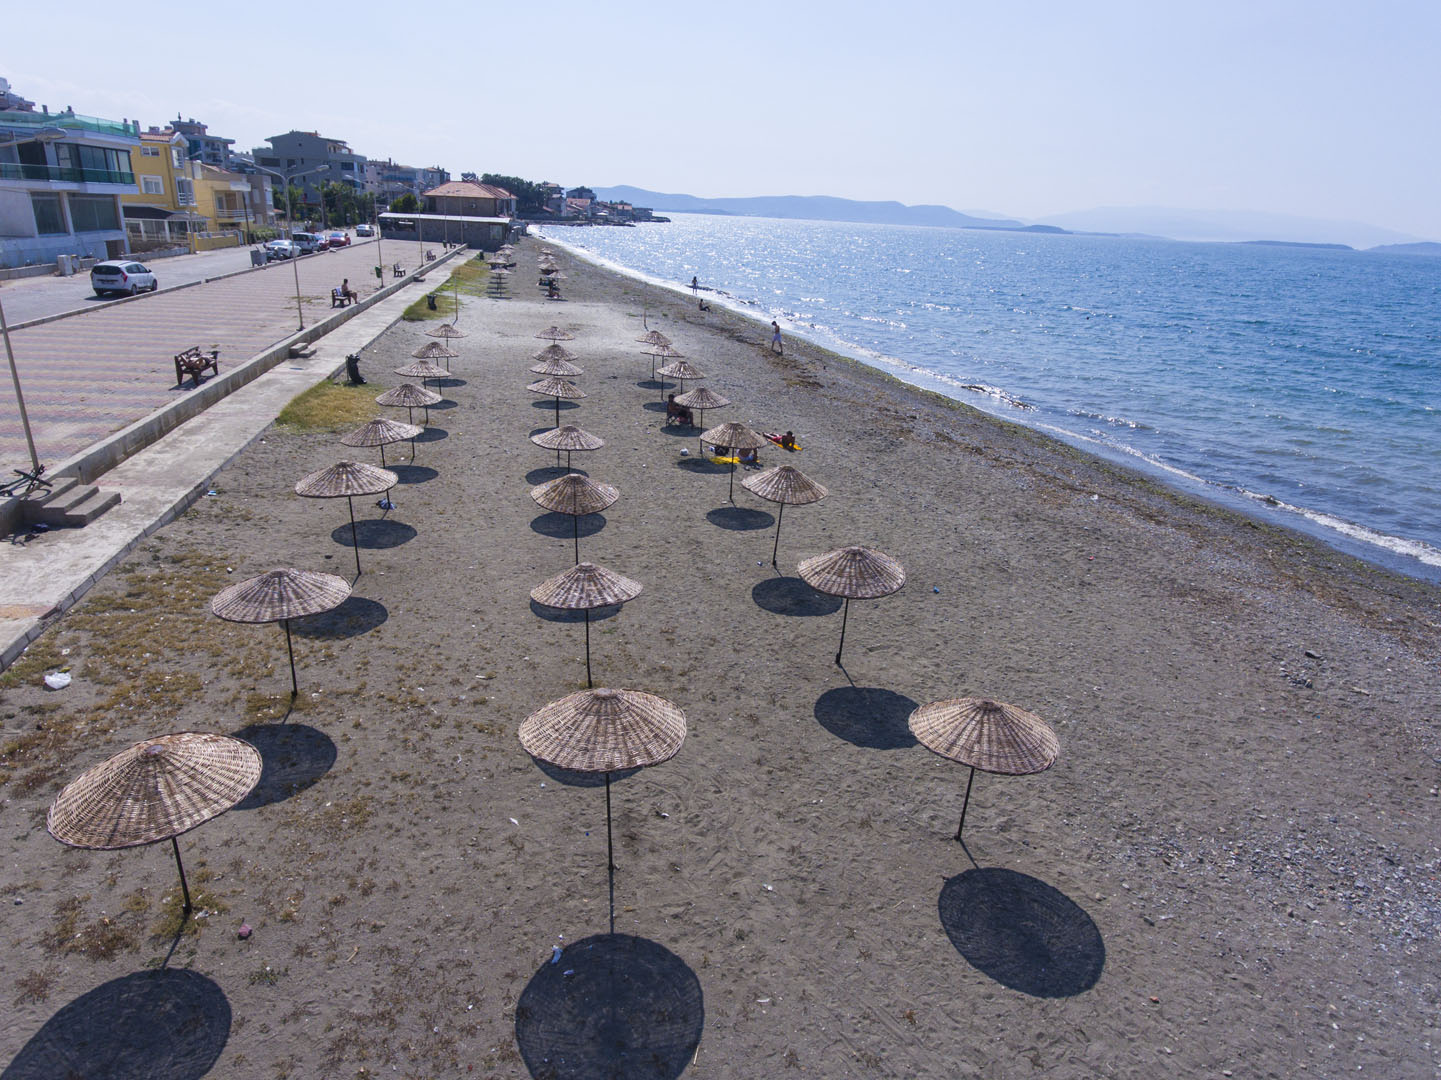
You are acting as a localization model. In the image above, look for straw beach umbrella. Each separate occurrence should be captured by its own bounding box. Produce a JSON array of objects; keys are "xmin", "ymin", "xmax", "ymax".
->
[
  {"xmin": 412, "ymin": 338, "xmax": 458, "ymax": 372},
  {"xmin": 643, "ymin": 342, "xmax": 684, "ymax": 382},
  {"xmin": 533, "ymin": 341, "xmax": 580, "ymax": 364},
  {"xmin": 211, "ymin": 568, "xmax": 351, "ymax": 696},
  {"xmin": 529, "ymin": 354, "xmax": 584, "ymax": 378},
  {"xmin": 673, "ymin": 386, "xmax": 730, "ymax": 441},
  {"xmin": 340, "ymin": 417, "xmax": 422, "ymax": 466},
  {"xmin": 532, "ymin": 473, "xmax": 619, "ymax": 562},
  {"xmin": 520, "ymin": 688, "xmax": 685, "ymax": 932},
  {"xmin": 375, "ymin": 382, "xmax": 442, "ymax": 426},
  {"xmin": 531, "ymin": 423, "xmax": 605, "ymax": 472},
  {"xmin": 655, "ymin": 358, "xmax": 706, "ymax": 402},
  {"xmin": 797, "ymin": 546, "xmax": 906, "ymax": 665},
  {"xmin": 295, "ymin": 461, "xmax": 399, "ymax": 575},
  {"xmin": 528, "ymin": 375, "xmax": 587, "ymax": 426},
  {"xmin": 908, "ymin": 698, "xmax": 1060, "ymax": 840},
  {"xmin": 47, "ymin": 732, "xmax": 261, "ymax": 920},
  {"xmin": 742, "ymin": 464, "xmax": 829, "ymax": 567},
  {"xmin": 636, "ymin": 330, "xmax": 671, "ymax": 347},
  {"xmin": 699, "ymin": 421, "xmax": 767, "ymax": 502},
  {"xmin": 394, "ymin": 358, "xmax": 449, "ymax": 393},
  {"xmin": 426, "ymin": 323, "xmax": 466, "ymax": 340},
  {"xmin": 531, "ymin": 562, "xmax": 642, "ymax": 688},
  {"xmin": 535, "ymin": 325, "xmax": 575, "ymax": 341}
]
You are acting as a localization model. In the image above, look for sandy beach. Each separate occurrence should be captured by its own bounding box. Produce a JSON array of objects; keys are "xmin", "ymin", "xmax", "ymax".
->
[{"xmin": 2, "ymin": 237, "xmax": 1439, "ymax": 1079}]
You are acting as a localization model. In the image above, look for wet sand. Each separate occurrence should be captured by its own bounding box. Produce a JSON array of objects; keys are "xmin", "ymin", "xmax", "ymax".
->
[{"xmin": 2, "ymin": 238, "xmax": 1439, "ymax": 1079}]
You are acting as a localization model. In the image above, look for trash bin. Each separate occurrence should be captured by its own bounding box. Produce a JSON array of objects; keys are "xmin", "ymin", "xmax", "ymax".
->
[
  {"xmin": 250, "ymin": 249, "xmax": 266, "ymax": 267},
  {"xmin": 56, "ymin": 254, "xmax": 75, "ymax": 276},
  {"xmin": 374, "ymin": 266, "xmax": 383, "ymax": 279},
  {"xmin": 426, "ymin": 294, "xmax": 438, "ymax": 311}
]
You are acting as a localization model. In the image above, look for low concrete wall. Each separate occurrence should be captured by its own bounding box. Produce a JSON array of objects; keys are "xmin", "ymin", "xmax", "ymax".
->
[{"xmin": 50, "ymin": 246, "xmax": 468, "ymax": 485}]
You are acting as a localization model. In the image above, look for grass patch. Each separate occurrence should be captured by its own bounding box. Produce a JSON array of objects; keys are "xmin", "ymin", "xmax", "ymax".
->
[
  {"xmin": 276, "ymin": 382, "xmax": 379, "ymax": 433},
  {"xmin": 400, "ymin": 259, "xmax": 489, "ymax": 321}
]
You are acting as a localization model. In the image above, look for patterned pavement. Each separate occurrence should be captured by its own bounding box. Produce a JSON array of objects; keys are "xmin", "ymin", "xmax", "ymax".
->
[{"xmin": 0, "ymin": 238, "xmax": 429, "ymax": 472}]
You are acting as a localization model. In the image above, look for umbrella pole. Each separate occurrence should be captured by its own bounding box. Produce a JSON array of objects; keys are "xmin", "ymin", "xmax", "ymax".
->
[
  {"xmin": 728, "ymin": 459, "xmax": 736, "ymax": 503},
  {"xmin": 605, "ymin": 771, "xmax": 615, "ymax": 935},
  {"xmin": 573, "ymin": 515, "xmax": 580, "ymax": 564},
  {"xmin": 172, "ymin": 836, "xmax": 193, "ymax": 919},
  {"xmin": 379, "ymin": 443, "xmax": 387, "ymax": 468},
  {"xmin": 283, "ymin": 618, "xmax": 298, "ymax": 697},
  {"xmin": 410, "ymin": 436, "xmax": 416, "ymax": 464},
  {"xmin": 955, "ymin": 765, "xmax": 977, "ymax": 841},
  {"xmin": 584, "ymin": 609, "xmax": 592, "ymax": 689},
  {"xmin": 347, "ymin": 496, "xmax": 361, "ymax": 577},
  {"xmin": 772, "ymin": 501, "xmax": 785, "ymax": 567},
  {"xmin": 836, "ymin": 598, "xmax": 849, "ymax": 665},
  {"xmin": 407, "ymin": 405, "xmax": 414, "ymax": 426}
]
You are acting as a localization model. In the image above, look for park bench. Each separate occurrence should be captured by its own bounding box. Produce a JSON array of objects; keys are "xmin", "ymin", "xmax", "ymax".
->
[
  {"xmin": 392, "ymin": 263, "xmax": 406, "ymax": 277},
  {"xmin": 174, "ymin": 346, "xmax": 219, "ymax": 387},
  {"xmin": 332, "ymin": 287, "xmax": 353, "ymax": 308}
]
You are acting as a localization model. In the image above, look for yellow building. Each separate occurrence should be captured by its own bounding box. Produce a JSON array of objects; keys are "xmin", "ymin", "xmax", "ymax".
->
[
  {"xmin": 120, "ymin": 127, "xmax": 207, "ymax": 249},
  {"xmin": 194, "ymin": 163, "xmax": 274, "ymax": 243}
]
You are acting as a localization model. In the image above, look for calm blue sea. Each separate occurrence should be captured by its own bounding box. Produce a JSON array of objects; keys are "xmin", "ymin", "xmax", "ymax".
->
[{"xmin": 537, "ymin": 214, "xmax": 1441, "ymax": 581}]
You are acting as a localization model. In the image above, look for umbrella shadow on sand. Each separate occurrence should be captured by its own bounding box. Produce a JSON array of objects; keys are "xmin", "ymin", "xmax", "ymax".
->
[
  {"xmin": 531, "ymin": 511, "xmax": 607, "ymax": 541},
  {"xmin": 676, "ymin": 457, "xmax": 730, "ymax": 475},
  {"xmin": 229, "ymin": 723, "xmax": 337, "ymax": 810},
  {"xmin": 705, "ymin": 506, "xmax": 773, "ymax": 532},
  {"xmin": 526, "ymin": 465, "xmax": 589, "ymax": 485},
  {"xmin": 529, "ymin": 599, "xmax": 624, "ymax": 624},
  {"xmin": 814, "ymin": 686, "xmax": 919, "ymax": 749},
  {"xmin": 532, "ymin": 398, "xmax": 580, "ymax": 413},
  {"xmin": 1, "ymin": 969, "xmax": 230, "ymax": 1080},
  {"xmin": 389, "ymin": 464, "xmax": 438, "ymax": 485},
  {"xmin": 752, "ymin": 576, "xmax": 844, "ymax": 617},
  {"xmin": 291, "ymin": 595, "xmax": 388, "ymax": 639},
  {"xmin": 330, "ymin": 519, "xmax": 417, "ymax": 550},
  {"xmin": 529, "ymin": 755, "xmax": 640, "ymax": 788},
  {"xmin": 515, "ymin": 933, "xmax": 703, "ymax": 1080},
  {"xmin": 413, "ymin": 426, "xmax": 448, "ymax": 444},
  {"xmin": 939, "ymin": 867, "xmax": 1104, "ymax": 997}
]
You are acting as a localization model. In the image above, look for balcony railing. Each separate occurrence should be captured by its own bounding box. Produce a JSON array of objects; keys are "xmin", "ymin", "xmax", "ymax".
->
[
  {"xmin": 0, "ymin": 162, "xmax": 135, "ymax": 185},
  {"xmin": 0, "ymin": 111, "xmax": 136, "ymax": 139}
]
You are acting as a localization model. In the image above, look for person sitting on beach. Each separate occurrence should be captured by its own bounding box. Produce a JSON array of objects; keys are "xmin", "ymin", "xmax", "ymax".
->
[
  {"xmin": 737, "ymin": 445, "xmax": 759, "ymax": 465},
  {"xmin": 780, "ymin": 431, "xmax": 796, "ymax": 450},
  {"xmin": 665, "ymin": 394, "xmax": 694, "ymax": 426}
]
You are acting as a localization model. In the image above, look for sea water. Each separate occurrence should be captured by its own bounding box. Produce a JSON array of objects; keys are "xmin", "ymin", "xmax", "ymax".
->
[{"xmin": 537, "ymin": 214, "xmax": 1441, "ymax": 581}]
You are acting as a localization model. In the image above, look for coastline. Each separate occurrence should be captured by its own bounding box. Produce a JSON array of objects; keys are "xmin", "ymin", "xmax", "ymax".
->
[
  {"xmin": 537, "ymin": 221, "xmax": 1441, "ymax": 584},
  {"xmin": 2, "ymin": 239, "xmax": 1438, "ymax": 1077}
]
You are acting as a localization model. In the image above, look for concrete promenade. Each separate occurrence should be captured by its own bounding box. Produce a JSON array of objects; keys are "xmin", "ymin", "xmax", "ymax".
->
[
  {"xmin": 0, "ymin": 237, "xmax": 433, "ymax": 471},
  {"xmin": 0, "ymin": 242, "xmax": 464, "ymax": 669}
]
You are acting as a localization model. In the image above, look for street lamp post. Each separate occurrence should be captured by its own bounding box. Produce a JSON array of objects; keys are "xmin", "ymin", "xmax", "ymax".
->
[{"xmin": 249, "ymin": 163, "xmax": 324, "ymax": 331}]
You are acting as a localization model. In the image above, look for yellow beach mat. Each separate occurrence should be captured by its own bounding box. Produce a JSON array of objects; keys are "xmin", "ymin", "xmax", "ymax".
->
[{"xmin": 762, "ymin": 432, "xmax": 802, "ymax": 451}]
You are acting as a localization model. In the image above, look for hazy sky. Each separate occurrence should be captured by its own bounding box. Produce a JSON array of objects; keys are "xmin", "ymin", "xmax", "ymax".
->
[{"xmin": 6, "ymin": 0, "xmax": 1438, "ymax": 239}]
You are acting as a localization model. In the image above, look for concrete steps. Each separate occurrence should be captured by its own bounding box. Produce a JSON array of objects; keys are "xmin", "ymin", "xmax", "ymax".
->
[{"xmin": 22, "ymin": 477, "xmax": 122, "ymax": 528}]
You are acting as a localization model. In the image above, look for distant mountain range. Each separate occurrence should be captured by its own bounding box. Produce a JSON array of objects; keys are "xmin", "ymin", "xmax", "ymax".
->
[
  {"xmin": 592, "ymin": 187, "xmax": 1437, "ymax": 253},
  {"xmin": 592, "ymin": 187, "xmax": 1056, "ymax": 233}
]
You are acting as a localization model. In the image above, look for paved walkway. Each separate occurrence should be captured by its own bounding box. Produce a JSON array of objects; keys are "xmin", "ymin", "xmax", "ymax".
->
[
  {"xmin": 0, "ymin": 276, "xmax": 442, "ymax": 669},
  {"xmin": 0, "ymin": 238, "xmax": 431, "ymax": 471}
]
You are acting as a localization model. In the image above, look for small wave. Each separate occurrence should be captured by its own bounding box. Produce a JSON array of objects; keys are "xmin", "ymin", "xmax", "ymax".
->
[
  {"xmin": 1070, "ymin": 409, "xmax": 1154, "ymax": 431},
  {"xmin": 1235, "ymin": 490, "xmax": 1441, "ymax": 567}
]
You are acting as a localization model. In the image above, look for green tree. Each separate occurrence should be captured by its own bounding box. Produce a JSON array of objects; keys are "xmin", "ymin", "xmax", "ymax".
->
[
  {"xmin": 481, "ymin": 174, "xmax": 548, "ymax": 214},
  {"xmin": 390, "ymin": 192, "xmax": 421, "ymax": 214}
]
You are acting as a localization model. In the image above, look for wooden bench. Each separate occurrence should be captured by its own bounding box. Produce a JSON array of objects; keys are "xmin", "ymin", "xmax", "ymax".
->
[
  {"xmin": 174, "ymin": 346, "xmax": 219, "ymax": 387},
  {"xmin": 392, "ymin": 263, "xmax": 406, "ymax": 277},
  {"xmin": 331, "ymin": 287, "xmax": 353, "ymax": 308}
]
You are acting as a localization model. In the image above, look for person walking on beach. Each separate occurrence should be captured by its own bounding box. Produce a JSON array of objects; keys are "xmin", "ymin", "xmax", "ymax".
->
[{"xmin": 771, "ymin": 320, "xmax": 783, "ymax": 355}]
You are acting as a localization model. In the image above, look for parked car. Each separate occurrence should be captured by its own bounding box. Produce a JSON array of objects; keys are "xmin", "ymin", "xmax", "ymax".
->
[
  {"xmin": 264, "ymin": 239, "xmax": 299, "ymax": 261},
  {"xmin": 90, "ymin": 260, "xmax": 157, "ymax": 297},
  {"xmin": 290, "ymin": 231, "xmax": 323, "ymax": 254},
  {"xmin": 327, "ymin": 231, "xmax": 350, "ymax": 247},
  {"xmin": 355, "ymin": 223, "xmax": 374, "ymax": 237}
]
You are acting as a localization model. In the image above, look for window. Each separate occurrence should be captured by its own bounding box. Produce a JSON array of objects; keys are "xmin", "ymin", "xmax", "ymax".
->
[
  {"xmin": 32, "ymin": 194, "xmax": 66, "ymax": 234},
  {"xmin": 142, "ymin": 146, "xmax": 161, "ymax": 157},
  {"xmin": 142, "ymin": 176, "xmax": 164, "ymax": 195},
  {"xmin": 172, "ymin": 147, "xmax": 184, "ymax": 168},
  {"xmin": 70, "ymin": 196, "xmax": 120, "ymax": 232},
  {"xmin": 176, "ymin": 179, "xmax": 195, "ymax": 206}
]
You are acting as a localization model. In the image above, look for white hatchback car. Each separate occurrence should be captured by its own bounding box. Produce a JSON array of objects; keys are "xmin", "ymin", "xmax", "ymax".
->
[
  {"xmin": 90, "ymin": 260, "xmax": 157, "ymax": 297},
  {"xmin": 264, "ymin": 239, "xmax": 299, "ymax": 261}
]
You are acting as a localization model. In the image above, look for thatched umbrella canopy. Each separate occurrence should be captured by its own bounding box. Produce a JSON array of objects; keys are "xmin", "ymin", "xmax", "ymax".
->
[
  {"xmin": 532, "ymin": 473, "xmax": 619, "ymax": 562},
  {"xmin": 375, "ymin": 382, "xmax": 442, "ymax": 426},
  {"xmin": 636, "ymin": 330, "xmax": 672, "ymax": 347},
  {"xmin": 673, "ymin": 386, "xmax": 730, "ymax": 440},
  {"xmin": 908, "ymin": 698, "xmax": 1060, "ymax": 840},
  {"xmin": 519, "ymin": 688, "xmax": 686, "ymax": 932},
  {"xmin": 530, "ymin": 355, "xmax": 584, "ymax": 378},
  {"xmin": 530, "ymin": 562, "xmax": 642, "ymax": 688},
  {"xmin": 211, "ymin": 568, "xmax": 351, "ymax": 695},
  {"xmin": 700, "ymin": 421, "xmax": 767, "ymax": 501},
  {"xmin": 426, "ymin": 323, "xmax": 466, "ymax": 339},
  {"xmin": 531, "ymin": 423, "xmax": 604, "ymax": 472},
  {"xmin": 535, "ymin": 325, "xmax": 575, "ymax": 341},
  {"xmin": 393, "ymin": 359, "xmax": 449, "ymax": 392},
  {"xmin": 48, "ymin": 732, "xmax": 261, "ymax": 919},
  {"xmin": 741, "ymin": 464, "xmax": 829, "ymax": 567},
  {"xmin": 295, "ymin": 460, "xmax": 399, "ymax": 575},
  {"xmin": 412, "ymin": 339, "xmax": 459, "ymax": 372},
  {"xmin": 797, "ymin": 546, "xmax": 906, "ymax": 665},
  {"xmin": 655, "ymin": 358, "xmax": 706, "ymax": 402},
  {"xmin": 340, "ymin": 417, "xmax": 422, "ymax": 466},
  {"xmin": 528, "ymin": 375, "xmax": 587, "ymax": 426},
  {"xmin": 533, "ymin": 342, "xmax": 580, "ymax": 364}
]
